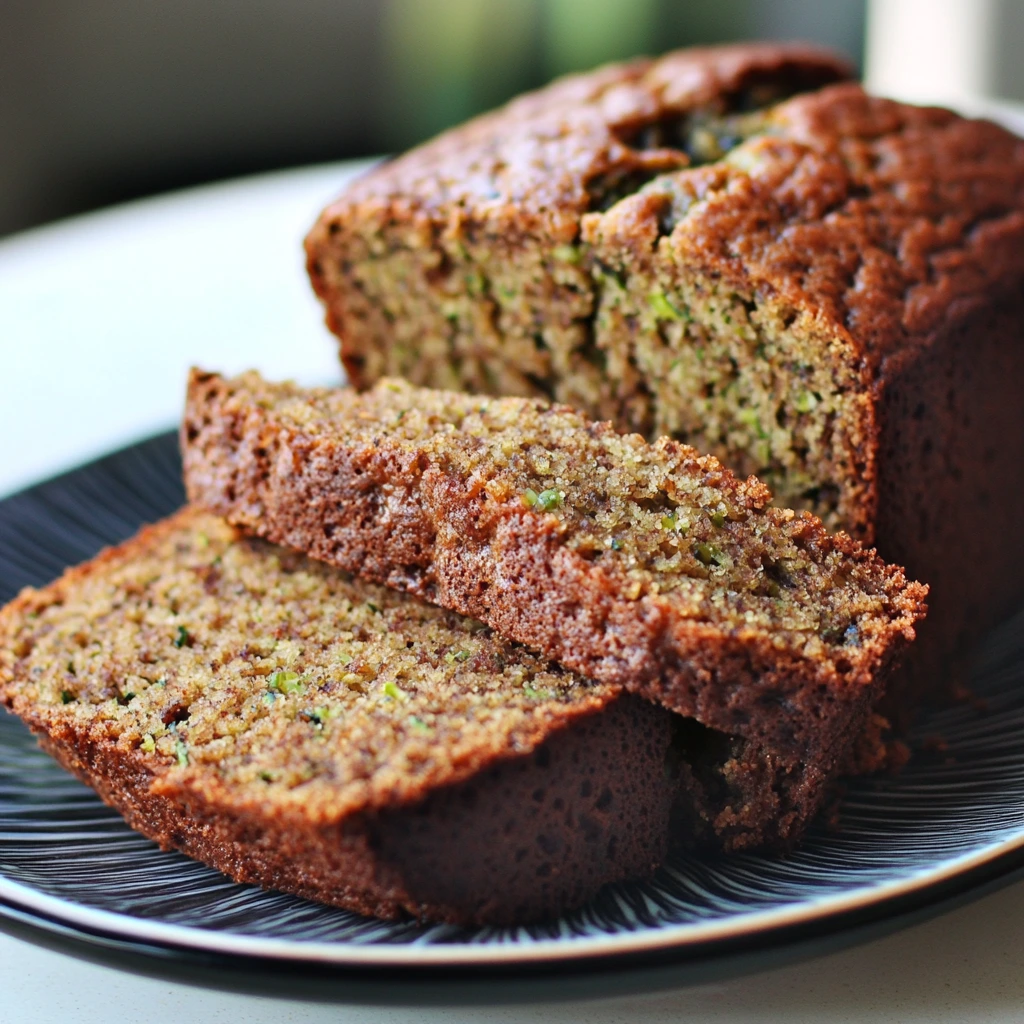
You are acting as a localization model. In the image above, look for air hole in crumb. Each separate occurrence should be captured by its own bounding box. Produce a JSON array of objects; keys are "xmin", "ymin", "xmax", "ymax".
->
[{"xmin": 162, "ymin": 704, "xmax": 191, "ymax": 726}]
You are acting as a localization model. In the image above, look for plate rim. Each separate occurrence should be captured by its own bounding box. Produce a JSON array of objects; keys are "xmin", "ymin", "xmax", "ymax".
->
[
  {"xmin": 2, "ymin": 821, "xmax": 1024, "ymax": 968},
  {"xmin": 3, "ymin": 842, "xmax": 1024, "ymax": 1007}
]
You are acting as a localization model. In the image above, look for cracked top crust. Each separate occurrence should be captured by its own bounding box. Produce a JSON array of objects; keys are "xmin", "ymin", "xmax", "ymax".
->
[
  {"xmin": 589, "ymin": 85, "xmax": 1024, "ymax": 373},
  {"xmin": 332, "ymin": 42, "xmax": 850, "ymax": 221},
  {"xmin": 309, "ymin": 41, "xmax": 1024, "ymax": 374}
]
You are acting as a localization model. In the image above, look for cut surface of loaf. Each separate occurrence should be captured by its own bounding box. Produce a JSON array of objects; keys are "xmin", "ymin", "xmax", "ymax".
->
[
  {"xmin": 183, "ymin": 369, "xmax": 927, "ymax": 782},
  {"xmin": 0, "ymin": 508, "xmax": 706, "ymax": 925},
  {"xmin": 304, "ymin": 42, "xmax": 1024, "ymax": 698}
]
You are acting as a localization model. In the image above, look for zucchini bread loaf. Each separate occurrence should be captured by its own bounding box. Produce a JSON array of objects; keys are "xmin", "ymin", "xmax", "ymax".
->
[
  {"xmin": 305, "ymin": 42, "xmax": 1024, "ymax": 701},
  {"xmin": 0, "ymin": 509, "xmax": 693, "ymax": 925},
  {"xmin": 182, "ymin": 370, "xmax": 927, "ymax": 792}
]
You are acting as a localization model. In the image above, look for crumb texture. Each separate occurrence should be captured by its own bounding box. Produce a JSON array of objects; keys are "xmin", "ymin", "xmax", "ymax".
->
[
  {"xmin": 0, "ymin": 509, "xmax": 620, "ymax": 818},
  {"xmin": 183, "ymin": 370, "xmax": 927, "ymax": 775}
]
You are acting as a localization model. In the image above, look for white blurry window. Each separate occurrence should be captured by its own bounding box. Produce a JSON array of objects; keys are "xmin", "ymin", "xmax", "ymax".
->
[{"xmin": 866, "ymin": 0, "xmax": 1024, "ymax": 106}]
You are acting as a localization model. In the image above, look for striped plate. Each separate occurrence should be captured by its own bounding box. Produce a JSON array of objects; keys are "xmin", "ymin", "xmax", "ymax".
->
[{"xmin": 1, "ymin": 433, "xmax": 1023, "ymax": 996}]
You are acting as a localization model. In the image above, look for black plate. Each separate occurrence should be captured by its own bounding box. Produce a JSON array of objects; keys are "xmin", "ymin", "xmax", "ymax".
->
[{"xmin": 2, "ymin": 433, "xmax": 1024, "ymax": 1003}]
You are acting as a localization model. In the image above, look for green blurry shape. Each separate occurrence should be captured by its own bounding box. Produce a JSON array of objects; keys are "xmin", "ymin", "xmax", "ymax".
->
[
  {"xmin": 542, "ymin": 0, "xmax": 659, "ymax": 74},
  {"xmin": 376, "ymin": 0, "xmax": 864, "ymax": 153},
  {"xmin": 381, "ymin": 0, "xmax": 538, "ymax": 147}
]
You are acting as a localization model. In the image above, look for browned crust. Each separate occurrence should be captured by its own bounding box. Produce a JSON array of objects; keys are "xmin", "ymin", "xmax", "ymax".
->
[
  {"xmin": 585, "ymin": 84, "xmax": 1024, "ymax": 374},
  {"xmin": 305, "ymin": 44, "xmax": 854, "ymax": 401},
  {"xmin": 18, "ymin": 688, "xmax": 681, "ymax": 926},
  {"xmin": 871, "ymin": 288, "xmax": 1024, "ymax": 712},
  {"xmin": 310, "ymin": 43, "xmax": 850, "ymax": 226},
  {"xmin": 182, "ymin": 371, "xmax": 927, "ymax": 776}
]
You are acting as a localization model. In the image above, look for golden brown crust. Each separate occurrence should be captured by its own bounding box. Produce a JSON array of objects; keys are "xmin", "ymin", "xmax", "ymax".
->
[
  {"xmin": 318, "ymin": 42, "xmax": 851, "ymax": 225},
  {"xmin": 182, "ymin": 370, "xmax": 927, "ymax": 778},
  {"xmin": 305, "ymin": 44, "xmax": 855, "ymax": 417},
  {"xmin": 307, "ymin": 42, "xmax": 1023, "ymax": 379},
  {"xmin": 589, "ymin": 83, "xmax": 1024, "ymax": 371},
  {"xmin": 29, "ymin": 685, "xmax": 681, "ymax": 926}
]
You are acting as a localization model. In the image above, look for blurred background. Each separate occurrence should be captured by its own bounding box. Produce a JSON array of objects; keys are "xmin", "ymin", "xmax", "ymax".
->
[{"xmin": 1, "ymin": 0, "xmax": 1022, "ymax": 241}]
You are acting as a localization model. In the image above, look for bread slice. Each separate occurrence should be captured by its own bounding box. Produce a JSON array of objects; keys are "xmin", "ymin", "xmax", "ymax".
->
[
  {"xmin": 182, "ymin": 369, "xmax": 927, "ymax": 788},
  {"xmin": 0, "ymin": 508, "xmax": 702, "ymax": 925},
  {"xmin": 304, "ymin": 41, "xmax": 1024, "ymax": 709}
]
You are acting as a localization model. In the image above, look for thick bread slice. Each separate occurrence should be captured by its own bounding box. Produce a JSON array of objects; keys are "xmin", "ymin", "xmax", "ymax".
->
[
  {"xmin": 0, "ymin": 509, "xmax": 688, "ymax": 925},
  {"xmin": 183, "ymin": 370, "xmax": 927, "ymax": 782}
]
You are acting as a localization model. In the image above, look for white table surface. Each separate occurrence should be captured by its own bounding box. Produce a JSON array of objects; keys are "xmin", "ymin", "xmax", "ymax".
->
[{"xmin": 1, "ymin": 118, "xmax": 1023, "ymax": 1021}]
